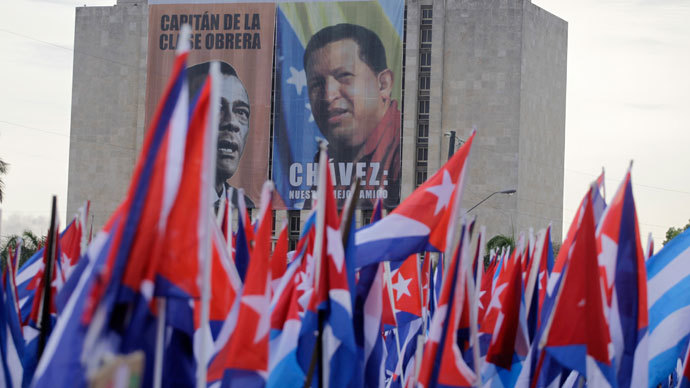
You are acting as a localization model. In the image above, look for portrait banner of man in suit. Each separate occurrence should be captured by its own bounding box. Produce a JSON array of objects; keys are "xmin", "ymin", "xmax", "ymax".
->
[{"xmin": 145, "ymin": 2, "xmax": 276, "ymax": 209}]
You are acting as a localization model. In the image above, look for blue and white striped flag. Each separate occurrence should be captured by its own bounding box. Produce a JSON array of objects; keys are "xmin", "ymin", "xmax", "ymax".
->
[{"xmin": 647, "ymin": 228, "xmax": 690, "ymax": 386}]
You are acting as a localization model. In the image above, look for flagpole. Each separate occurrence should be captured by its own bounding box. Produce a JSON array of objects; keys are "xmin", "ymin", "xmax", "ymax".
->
[
  {"xmin": 38, "ymin": 195, "xmax": 58, "ymax": 358},
  {"xmin": 417, "ymin": 253, "xmax": 426, "ymax": 335},
  {"xmin": 470, "ymin": 226, "xmax": 485, "ymax": 384},
  {"xmin": 338, "ymin": 179, "xmax": 360, "ymax": 247},
  {"xmin": 153, "ymin": 297, "xmax": 166, "ymax": 388},
  {"xmin": 197, "ymin": 59, "xmax": 220, "ymax": 388},
  {"xmin": 226, "ymin": 187, "xmax": 234, "ymax": 260},
  {"xmin": 384, "ymin": 261, "xmax": 404, "ymax": 384},
  {"xmin": 303, "ymin": 142, "xmax": 328, "ymax": 388},
  {"xmin": 312, "ymin": 141, "xmax": 327, "ymax": 295}
]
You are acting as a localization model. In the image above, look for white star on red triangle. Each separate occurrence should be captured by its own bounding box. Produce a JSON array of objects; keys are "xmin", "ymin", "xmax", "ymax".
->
[
  {"xmin": 242, "ymin": 281, "xmax": 271, "ymax": 343},
  {"xmin": 391, "ymin": 272, "xmax": 412, "ymax": 301},
  {"xmin": 425, "ymin": 170, "xmax": 455, "ymax": 215}
]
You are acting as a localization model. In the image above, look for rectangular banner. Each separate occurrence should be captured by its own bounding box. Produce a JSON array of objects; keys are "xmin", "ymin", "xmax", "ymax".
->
[
  {"xmin": 146, "ymin": 2, "xmax": 276, "ymax": 209},
  {"xmin": 271, "ymin": 0, "xmax": 405, "ymax": 210}
]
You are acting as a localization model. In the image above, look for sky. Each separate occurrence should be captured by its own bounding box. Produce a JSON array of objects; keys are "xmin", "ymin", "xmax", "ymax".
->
[{"xmin": 1, "ymin": 0, "xmax": 689, "ymax": 248}]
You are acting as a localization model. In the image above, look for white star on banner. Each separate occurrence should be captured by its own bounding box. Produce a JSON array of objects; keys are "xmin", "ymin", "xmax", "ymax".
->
[
  {"xmin": 305, "ymin": 103, "xmax": 315, "ymax": 122},
  {"xmin": 425, "ymin": 170, "xmax": 455, "ymax": 216},
  {"xmin": 392, "ymin": 272, "xmax": 412, "ymax": 301},
  {"xmin": 287, "ymin": 66, "xmax": 307, "ymax": 96},
  {"xmin": 242, "ymin": 282, "xmax": 271, "ymax": 343}
]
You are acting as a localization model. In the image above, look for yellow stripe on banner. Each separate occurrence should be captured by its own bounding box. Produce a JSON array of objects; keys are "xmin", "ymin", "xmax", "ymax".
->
[{"xmin": 279, "ymin": 0, "xmax": 403, "ymax": 102}]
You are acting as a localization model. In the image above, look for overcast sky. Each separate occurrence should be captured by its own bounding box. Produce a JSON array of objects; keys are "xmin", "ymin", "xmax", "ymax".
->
[{"xmin": 1, "ymin": 0, "xmax": 689, "ymax": 249}]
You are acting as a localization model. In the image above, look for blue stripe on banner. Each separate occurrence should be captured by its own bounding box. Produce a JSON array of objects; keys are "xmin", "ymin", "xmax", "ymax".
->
[
  {"xmin": 649, "ymin": 274, "xmax": 690, "ymax": 332},
  {"xmin": 647, "ymin": 229, "xmax": 690, "ymax": 279},
  {"xmin": 377, "ymin": 0, "xmax": 404, "ymax": 38},
  {"xmin": 649, "ymin": 334, "xmax": 690, "ymax": 387},
  {"xmin": 272, "ymin": 8, "xmax": 324, "ymax": 209}
]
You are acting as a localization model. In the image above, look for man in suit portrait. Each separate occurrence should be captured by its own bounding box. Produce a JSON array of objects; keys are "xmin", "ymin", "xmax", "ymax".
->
[{"xmin": 187, "ymin": 61, "xmax": 256, "ymax": 209}]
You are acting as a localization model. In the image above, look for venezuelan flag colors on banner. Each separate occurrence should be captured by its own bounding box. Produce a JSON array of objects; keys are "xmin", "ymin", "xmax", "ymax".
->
[{"xmin": 272, "ymin": 0, "xmax": 405, "ymax": 210}]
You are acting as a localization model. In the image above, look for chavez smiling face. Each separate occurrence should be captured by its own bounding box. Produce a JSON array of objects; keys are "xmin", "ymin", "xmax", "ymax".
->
[{"xmin": 304, "ymin": 24, "xmax": 393, "ymax": 159}]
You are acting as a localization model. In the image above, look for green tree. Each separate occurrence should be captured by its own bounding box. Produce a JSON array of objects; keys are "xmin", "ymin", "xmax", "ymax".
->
[
  {"xmin": 663, "ymin": 219, "xmax": 690, "ymax": 246},
  {"xmin": 1, "ymin": 230, "xmax": 46, "ymax": 270},
  {"xmin": 484, "ymin": 234, "xmax": 515, "ymax": 267},
  {"xmin": 0, "ymin": 156, "xmax": 7, "ymax": 203}
]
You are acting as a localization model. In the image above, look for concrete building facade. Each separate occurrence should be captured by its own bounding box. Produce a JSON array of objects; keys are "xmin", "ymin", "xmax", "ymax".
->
[{"xmin": 67, "ymin": 0, "xmax": 567, "ymax": 244}]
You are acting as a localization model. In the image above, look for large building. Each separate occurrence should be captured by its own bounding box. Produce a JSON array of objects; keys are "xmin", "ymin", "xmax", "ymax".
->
[{"xmin": 67, "ymin": 0, "xmax": 567, "ymax": 245}]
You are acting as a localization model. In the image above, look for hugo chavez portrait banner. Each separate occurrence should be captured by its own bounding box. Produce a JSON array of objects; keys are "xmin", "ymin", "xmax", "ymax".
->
[
  {"xmin": 271, "ymin": 0, "xmax": 404, "ymax": 210},
  {"xmin": 145, "ymin": 1, "xmax": 275, "ymax": 209}
]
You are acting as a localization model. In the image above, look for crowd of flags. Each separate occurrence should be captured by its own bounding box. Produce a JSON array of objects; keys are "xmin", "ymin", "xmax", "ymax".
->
[{"xmin": 3, "ymin": 27, "xmax": 690, "ymax": 388}]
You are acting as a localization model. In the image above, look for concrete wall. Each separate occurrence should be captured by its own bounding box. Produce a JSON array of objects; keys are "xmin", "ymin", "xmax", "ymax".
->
[
  {"xmin": 403, "ymin": 0, "xmax": 566, "ymax": 242},
  {"xmin": 66, "ymin": 1, "xmax": 148, "ymax": 228},
  {"xmin": 67, "ymin": 0, "xmax": 566, "ymax": 243},
  {"xmin": 516, "ymin": 1, "xmax": 567, "ymax": 242},
  {"xmin": 436, "ymin": 0, "xmax": 524, "ymax": 242}
]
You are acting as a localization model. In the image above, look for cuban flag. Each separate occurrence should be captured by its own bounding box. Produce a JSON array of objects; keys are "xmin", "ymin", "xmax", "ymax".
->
[
  {"xmin": 386, "ymin": 254, "xmax": 424, "ymax": 387},
  {"xmin": 549, "ymin": 170, "xmax": 606, "ymax": 286},
  {"xmin": 353, "ymin": 261, "xmax": 386, "ymax": 388},
  {"xmin": 193, "ymin": 218, "xmax": 243, "ymax": 368},
  {"xmin": 271, "ymin": 222, "xmax": 289, "ymax": 296},
  {"xmin": 1, "ymin": 251, "xmax": 25, "ymax": 388},
  {"xmin": 535, "ymin": 226, "xmax": 554, "ymax": 330},
  {"xmin": 26, "ymin": 216, "xmax": 62, "ymax": 334},
  {"xmin": 354, "ymin": 131, "xmax": 475, "ymax": 268},
  {"xmin": 482, "ymin": 254, "xmax": 529, "ymax": 387},
  {"xmin": 112, "ymin": 55, "xmax": 219, "ymax": 388},
  {"xmin": 207, "ymin": 182, "xmax": 274, "ymax": 387},
  {"xmin": 647, "ymin": 227, "xmax": 690, "ymax": 386},
  {"xmin": 541, "ymin": 189, "xmax": 616, "ymax": 387},
  {"xmin": 417, "ymin": 223, "xmax": 477, "ymax": 388},
  {"xmin": 477, "ymin": 255, "xmax": 497, "ymax": 329},
  {"xmin": 596, "ymin": 168, "xmax": 648, "ymax": 388},
  {"xmin": 234, "ymin": 191, "xmax": 252, "ymax": 283},
  {"xmin": 35, "ymin": 28, "xmax": 197, "ymax": 388},
  {"xmin": 296, "ymin": 150, "xmax": 357, "ymax": 388},
  {"xmin": 31, "ymin": 219, "xmax": 120, "ymax": 388},
  {"xmin": 479, "ymin": 245, "xmax": 518, "ymax": 358},
  {"xmin": 267, "ymin": 233, "xmax": 315, "ymax": 388}
]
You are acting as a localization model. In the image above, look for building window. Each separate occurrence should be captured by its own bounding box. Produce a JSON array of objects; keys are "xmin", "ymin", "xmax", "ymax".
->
[
  {"xmin": 415, "ymin": 4, "xmax": 433, "ymax": 190},
  {"xmin": 288, "ymin": 210, "xmax": 300, "ymax": 251},
  {"xmin": 420, "ymin": 52, "xmax": 431, "ymax": 67},
  {"xmin": 362, "ymin": 209, "xmax": 374, "ymax": 225},
  {"xmin": 416, "ymin": 146, "xmax": 428, "ymax": 163},
  {"xmin": 415, "ymin": 169, "xmax": 428, "ymax": 187},
  {"xmin": 419, "ymin": 74, "xmax": 430, "ymax": 91},
  {"xmin": 421, "ymin": 28, "xmax": 432, "ymax": 49},
  {"xmin": 418, "ymin": 99, "xmax": 429, "ymax": 114},
  {"xmin": 271, "ymin": 210, "xmax": 276, "ymax": 235},
  {"xmin": 418, "ymin": 122, "xmax": 429, "ymax": 138},
  {"xmin": 421, "ymin": 6, "xmax": 433, "ymax": 24}
]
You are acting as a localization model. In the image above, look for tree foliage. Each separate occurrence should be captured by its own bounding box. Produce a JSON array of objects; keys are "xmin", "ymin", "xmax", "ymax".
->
[
  {"xmin": 484, "ymin": 234, "xmax": 515, "ymax": 266},
  {"xmin": 1, "ymin": 230, "xmax": 46, "ymax": 270},
  {"xmin": 663, "ymin": 219, "xmax": 690, "ymax": 246}
]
